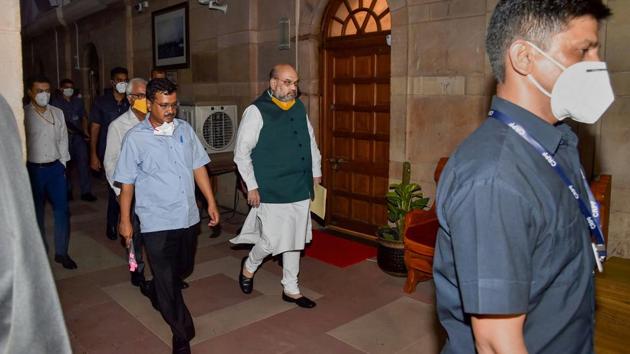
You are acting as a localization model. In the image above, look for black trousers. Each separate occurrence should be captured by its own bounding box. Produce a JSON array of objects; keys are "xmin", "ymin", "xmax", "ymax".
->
[
  {"xmin": 107, "ymin": 185, "xmax": 120, "ymax": 232},
  {"xmin": 142, "ymin": 227, "xmax": 197, "ymax": 341}
]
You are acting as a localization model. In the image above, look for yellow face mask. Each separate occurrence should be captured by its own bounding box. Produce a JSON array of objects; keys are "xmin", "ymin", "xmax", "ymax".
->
[
  {"xmin": 132, "ymin": 98, "xmax": 148, "ymax": 114},
  {"xmin": 271, "ymin": 95, "xmax": 296, "ymax": 111}
]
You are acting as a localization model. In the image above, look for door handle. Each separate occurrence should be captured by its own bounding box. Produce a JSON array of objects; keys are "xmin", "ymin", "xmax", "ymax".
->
[
  {"xmin": 328, "ymin": 158, "xmax": 339, "ymax": 170},
  {"xmin": 328, "ymin": 157, "xmax": 347, "ymax": 171}
]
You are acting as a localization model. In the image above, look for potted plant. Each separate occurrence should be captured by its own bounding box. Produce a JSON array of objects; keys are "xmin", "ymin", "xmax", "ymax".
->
[{"xmin": 377, "ymin": 161, "xmax": 429, "ymax": 276}]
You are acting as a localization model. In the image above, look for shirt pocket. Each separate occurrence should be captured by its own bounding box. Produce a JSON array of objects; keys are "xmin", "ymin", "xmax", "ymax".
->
[
  {"xmin": 139, "ymin": 154, "xmax": 159, "ymax": 175},
  {"xmin": 178, "ymin": 133, "xmax": 194, "ymax": 168},
  {"xmin": 550, "ymin": 212, "xmax": 588, "ymax": 285}
]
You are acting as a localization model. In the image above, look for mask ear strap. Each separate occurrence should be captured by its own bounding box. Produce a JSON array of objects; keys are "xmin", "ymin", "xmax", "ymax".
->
[
  {"xmin": 527, "ymin": 75, "xmax": 552, "ymax": 98},
  {"xmin": 526, "ymin": 41, "xmax": 567, "ymax": 71}
]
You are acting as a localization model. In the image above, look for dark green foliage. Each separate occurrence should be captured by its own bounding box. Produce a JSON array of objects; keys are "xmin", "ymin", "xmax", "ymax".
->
[{"xmin": 379, "ymin": 161, "xmax": 430, "ymax": 242}]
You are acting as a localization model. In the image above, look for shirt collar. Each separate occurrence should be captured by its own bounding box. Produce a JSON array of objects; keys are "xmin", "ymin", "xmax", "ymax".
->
[
  {"xmin": 104, "ymin": 89, "xmax": 128, "ymax": 106},
  {"xmin": 491, "ymin": 96, "xmax": 568, "ymax": 154},
  {"xmin": 139, "ymin": 115, "xmax": 180, "ymax": 130},
  {"xmin": 126, "ymin": 108, "xmax": 146, "ymax": 123},
  {"xmin": 27, "ymin": 103, "xmax": 50, "ymax": 114}
]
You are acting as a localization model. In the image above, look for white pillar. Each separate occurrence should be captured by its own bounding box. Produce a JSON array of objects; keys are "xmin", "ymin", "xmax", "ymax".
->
[{"xmin": 0, "ymin": 0, "xmax": 25, "ymax": 157}]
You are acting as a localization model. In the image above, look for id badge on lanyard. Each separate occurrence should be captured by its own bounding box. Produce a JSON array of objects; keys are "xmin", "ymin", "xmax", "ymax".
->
[{"xmin": 490, "ymin": 110, "xmax": 606, "ymax": 272}]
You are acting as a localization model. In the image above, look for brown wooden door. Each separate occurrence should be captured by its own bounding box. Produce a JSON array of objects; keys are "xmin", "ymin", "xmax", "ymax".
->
[{"xmin": 322, "ymin": 35, "xmax": 390, "ymax": 239}]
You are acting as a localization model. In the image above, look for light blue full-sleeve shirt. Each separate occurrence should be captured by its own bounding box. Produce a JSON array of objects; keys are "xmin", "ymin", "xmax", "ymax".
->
[{"xmin": 113, "ymin": 118, "xmax": 210, "ymax": 233}]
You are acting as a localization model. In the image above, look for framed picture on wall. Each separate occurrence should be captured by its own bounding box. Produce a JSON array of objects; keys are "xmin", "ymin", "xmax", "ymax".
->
[{"xmin": 152, "ymin": 2, "xmax": 189, "ymax": 69}]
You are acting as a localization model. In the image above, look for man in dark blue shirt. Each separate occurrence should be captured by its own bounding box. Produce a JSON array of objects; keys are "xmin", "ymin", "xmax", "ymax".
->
[
  {"xmin": 51, "ymin": 78, "xmax": 97, "ymax": 202},
  {"xmin": 433, "ymin": 1, "xmax": 613, "ymax": 353},
  {"xmin": 89, "ymin": 67, "xmax": 130, "ymax": 240}
]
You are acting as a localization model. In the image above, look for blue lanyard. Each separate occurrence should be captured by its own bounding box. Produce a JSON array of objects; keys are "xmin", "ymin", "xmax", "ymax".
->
[{"xmin": 490, "ymin": 110, "xmax": 606, "ymax": 262}]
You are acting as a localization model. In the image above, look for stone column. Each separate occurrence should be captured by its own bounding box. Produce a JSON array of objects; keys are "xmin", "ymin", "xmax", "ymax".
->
[{"xmin": 0, "ymin": 0, "xmax": 24, "ymax": 156}]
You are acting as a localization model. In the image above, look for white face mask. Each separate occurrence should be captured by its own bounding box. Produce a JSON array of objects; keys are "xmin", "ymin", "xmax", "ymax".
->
[
  {"xmin": 115, "ymin": 81, "xmax": 128, "ymax": 94},
  {"xmin": 62, "ymin": 88, "xmax": 74, "ymax": 97},
  {"xmin": 153, "ymin": 121, "xmax": 175, "ymax": 136},
  {"xmin": 526, "ymin": 41, "xmax": 615, "ymax": 124},
  {"xmin": 35, "ymin": 92, "xmax": 50, "ymax": 107}
]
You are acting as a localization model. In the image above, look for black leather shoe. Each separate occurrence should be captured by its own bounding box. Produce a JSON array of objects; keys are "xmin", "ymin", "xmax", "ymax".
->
[
  {"xmin": 106, "ymin": 225, "xmax": 118, "ymax": 240},
  {"xmin": 282, "ymin": 293, "xmax": 316, "ymax": 308},
  {"xmin": 131, "ymin": 272, "xmax": 145, "ymax": 287},
  {"xmin": 172, "ymin": 336, "xmax": 191, "ymax": 354},
  {"xmin": 239, "ymin": 256, "xmax": 253, "ymax": 294},
  {"xmin": 54, "ymin": 254, "xmax": 78, "ymax": 269},
  {"xmin": 80, "ymin": 193, "xmax": 97, "ymax": 202}
]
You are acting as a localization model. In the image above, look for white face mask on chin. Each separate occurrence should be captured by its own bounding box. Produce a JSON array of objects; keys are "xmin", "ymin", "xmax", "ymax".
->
[
  {"xmin": 153, "ymin": 121, "xmax": 175, "ymax": 136},
  {"xmin": 526, "ymin": 41, "xmax": 615, "ymax": 124}
]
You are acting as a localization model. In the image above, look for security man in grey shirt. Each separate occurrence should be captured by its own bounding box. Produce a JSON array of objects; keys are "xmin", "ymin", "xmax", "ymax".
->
[{"xmin": 433, "ymin": 1, "xmax": 614, "ymax": 353}]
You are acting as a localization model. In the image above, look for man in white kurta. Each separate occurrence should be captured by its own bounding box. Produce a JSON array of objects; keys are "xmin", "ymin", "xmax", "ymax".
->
[
  {"xmin": 231, "ymin": 64, "xmax": 321, "ymax": 308},
  {"xmin": 104, "ymin": 77, "xmax": 148, "ymax": 287}
]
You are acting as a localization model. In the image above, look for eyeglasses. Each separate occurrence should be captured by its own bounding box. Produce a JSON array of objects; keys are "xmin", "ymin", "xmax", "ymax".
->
[
  {"xmin": 274, "ymin": 77, "xmax": 299, "ymax": 88},
  {"xmin": 155, "ymin": 102, "xmax": 179, "ymax": 110}
]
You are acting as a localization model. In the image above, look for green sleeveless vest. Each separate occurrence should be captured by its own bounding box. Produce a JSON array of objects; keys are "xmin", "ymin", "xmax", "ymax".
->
[{"xmin": 251, "ymin": 91, "xmax": 314, "ymax": 203}]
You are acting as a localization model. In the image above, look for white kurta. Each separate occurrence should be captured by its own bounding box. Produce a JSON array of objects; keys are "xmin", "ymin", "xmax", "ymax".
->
[
  {"xmin": 104, "ymin": 109, "xmax": 143, "ymax": 196},
  {"xmin": 229, "ymin": 104, "xmax": 322, "ymax": 255}
]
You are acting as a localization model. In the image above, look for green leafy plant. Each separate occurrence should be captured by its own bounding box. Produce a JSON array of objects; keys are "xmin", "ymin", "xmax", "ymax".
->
[{"xmin": 378, "ymin": 161, "xmax": 429, "ymax": 242}]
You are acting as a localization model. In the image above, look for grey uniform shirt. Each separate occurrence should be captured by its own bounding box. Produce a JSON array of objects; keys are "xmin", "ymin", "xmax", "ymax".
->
[
  {"xmin": 24, "ymin": 103, "xmax": 70, "ymax": 166},
  {"xmin": 433, "ymin": 96, "xmax": 595, "ymax": 354}
]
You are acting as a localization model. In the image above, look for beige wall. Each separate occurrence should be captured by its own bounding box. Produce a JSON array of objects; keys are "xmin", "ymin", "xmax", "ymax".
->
[
  {"xmin": 2, "ymin": 0, "xmax": 24, "ymax": 151},
  {"xmin": 598, "ymin": 0, "xmax": 630, "ymax": 258},
  {"xmin": 388, "ymin": 0, "xmax": 494, "ymax": 199},
  {"xmin": 21, "ymin": 0, "xmax": 630, "ymax": 257}
]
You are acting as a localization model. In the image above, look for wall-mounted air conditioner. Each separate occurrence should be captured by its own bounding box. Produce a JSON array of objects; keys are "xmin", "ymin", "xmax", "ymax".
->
[
  {"xmin": 178, "ymin": 105, "xmax": 195, "ymax": 126},
  {"xmin": 180, "ymin": 105, "xmax": 238, "ymax": 154}
]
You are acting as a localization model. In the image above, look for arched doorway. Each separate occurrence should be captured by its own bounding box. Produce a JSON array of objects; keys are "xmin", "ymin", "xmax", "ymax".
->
[{"xmin": 321, "ymin": 0, "xmax": 391, "ymax": 239}]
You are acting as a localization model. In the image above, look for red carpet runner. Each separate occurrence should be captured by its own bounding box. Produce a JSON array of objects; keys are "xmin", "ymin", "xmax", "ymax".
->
[{"xmin": 305, "ymin": 229, "xmax": 377, "ymax": 268}]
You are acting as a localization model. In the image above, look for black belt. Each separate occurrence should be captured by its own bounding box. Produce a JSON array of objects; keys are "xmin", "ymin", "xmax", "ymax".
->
[{"xmin": 27, "ymin": 161, "xmax": 58, "ymax": 167}]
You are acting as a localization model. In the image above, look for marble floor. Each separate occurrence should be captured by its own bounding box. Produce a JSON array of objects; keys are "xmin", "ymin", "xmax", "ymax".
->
[{"xmin": 44, "ymin": 176, "xmax": 444, "ymax": 353}]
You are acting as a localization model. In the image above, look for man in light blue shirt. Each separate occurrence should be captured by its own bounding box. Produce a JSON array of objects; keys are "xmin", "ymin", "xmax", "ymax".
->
[{"xmin": 114, "ymin": 79, "xmax": 219, "ymax": 354}]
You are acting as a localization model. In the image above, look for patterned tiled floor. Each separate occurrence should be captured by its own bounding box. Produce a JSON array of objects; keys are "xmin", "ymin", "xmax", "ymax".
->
[{"xmin": 45, "ymin": 177, "xmax": 444, "ymax": 353}]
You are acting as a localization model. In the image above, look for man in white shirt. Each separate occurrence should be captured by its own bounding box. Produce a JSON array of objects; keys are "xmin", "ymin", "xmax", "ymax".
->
[
  {"xmin": 24, "ymin": 76, "xmax": 76, "ymax": 269},
  {"xmin": 231, "ymin": 64, "xmax": 322, "ymax": 308},
  {"xmin": 104, "ymin": 77, "xmax": 148, "ymax": 286}
]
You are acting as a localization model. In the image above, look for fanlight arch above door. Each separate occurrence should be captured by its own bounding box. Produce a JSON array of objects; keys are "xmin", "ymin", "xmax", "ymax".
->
[{"xmin": 325, "ymin": 0, "xmax": 391, "ymax": 38}]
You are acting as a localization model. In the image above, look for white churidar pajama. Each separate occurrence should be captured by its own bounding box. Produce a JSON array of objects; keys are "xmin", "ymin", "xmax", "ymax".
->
[{"xmin": 229, "ymin": 104, "xmax": 321, "ymax": 295}]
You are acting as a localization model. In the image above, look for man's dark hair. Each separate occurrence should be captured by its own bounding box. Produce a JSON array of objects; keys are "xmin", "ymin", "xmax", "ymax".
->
[
  {"xmin": 146, "ymin": 78, "xmax": 177, "ymax": 101},
  {"xmin": 60, "ymin": 78, "xmax": 74, "ymax": 87},
  {"xmin": 110, "ymin": 67, "xmax": 128, "ymax": 79},
  {"xmin": 486, "ymin": 0, "xmax": 611, "ymax": 83},
  {"xmin": 27, "ymin": 75, "xmax": 51, "ymax": 90},
  {"xmin": 151, "ymin": 67, "xmax": 166, "ymax": 75}
]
